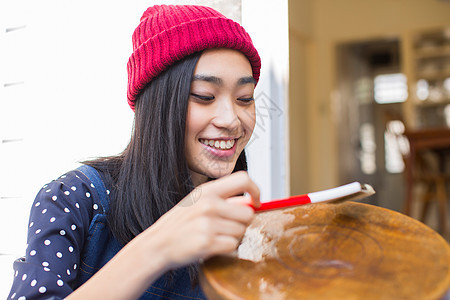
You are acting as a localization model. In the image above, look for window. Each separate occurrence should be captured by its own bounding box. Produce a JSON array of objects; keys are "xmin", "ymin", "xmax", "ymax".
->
[{"xmin": 374, "ymin": 73, "xmax": 408, "ymax": 104}]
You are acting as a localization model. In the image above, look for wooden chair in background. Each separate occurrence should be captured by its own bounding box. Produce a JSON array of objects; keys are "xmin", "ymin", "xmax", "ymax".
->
[
  {"xmin": 403, "ymin": 129, "xmax": 450, "ymax": 238},
  {"xmin": 385, "ymin": 118, "xmax": 450, "ymax": 237}
]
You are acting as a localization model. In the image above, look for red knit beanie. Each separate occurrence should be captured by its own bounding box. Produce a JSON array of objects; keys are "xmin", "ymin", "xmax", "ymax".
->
[{"xmin": 127, "ymin": 5, "xmax": 261, "ymax": 110}]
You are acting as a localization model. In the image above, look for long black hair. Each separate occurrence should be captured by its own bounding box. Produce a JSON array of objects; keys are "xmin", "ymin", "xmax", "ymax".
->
[{"xmin": 85, "ymin": 51, "xmax": 248, "ymax": 246}]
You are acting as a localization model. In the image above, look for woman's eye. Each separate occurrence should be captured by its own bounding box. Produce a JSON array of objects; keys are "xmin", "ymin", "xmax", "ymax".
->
[
  {"xmin": 190, "ymin": 93, "xmax": 214, "ymax": 101},
  {"xmin": 237, "ymin": 97, "xmax": 255, "ymax": 103}
]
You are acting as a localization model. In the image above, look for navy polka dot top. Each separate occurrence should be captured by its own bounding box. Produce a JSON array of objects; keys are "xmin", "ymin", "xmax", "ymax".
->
[{"xmin": 8, "ymin": 168, "xmax": 106, "ymax": 299}]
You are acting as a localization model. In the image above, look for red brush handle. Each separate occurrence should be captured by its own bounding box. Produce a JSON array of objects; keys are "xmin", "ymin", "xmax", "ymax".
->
[{"xmin": 254, "ymin": 194, "xmax": 311, "ymax": 211}]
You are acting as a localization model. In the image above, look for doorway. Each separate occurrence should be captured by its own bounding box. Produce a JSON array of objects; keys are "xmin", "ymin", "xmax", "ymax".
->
[{"xmin": 335, "ymin": 39, "xmax": 407, "ymax": 212}]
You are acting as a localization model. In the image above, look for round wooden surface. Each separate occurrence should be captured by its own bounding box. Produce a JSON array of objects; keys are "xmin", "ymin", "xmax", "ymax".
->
[{"xmin": 200, "ymin": 202, "xmax": 450, "ymax": 300}]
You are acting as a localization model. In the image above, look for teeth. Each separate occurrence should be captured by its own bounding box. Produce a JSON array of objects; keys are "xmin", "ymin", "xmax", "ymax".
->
[{"xmin": 200, "ymin": 139, "xmax": 236, "ymax": 150}]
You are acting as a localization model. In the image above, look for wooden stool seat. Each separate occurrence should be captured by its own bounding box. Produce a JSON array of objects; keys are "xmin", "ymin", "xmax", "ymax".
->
[{"xmin": 200, "ymin": 202, "xmax": 450, "ymax": 299}]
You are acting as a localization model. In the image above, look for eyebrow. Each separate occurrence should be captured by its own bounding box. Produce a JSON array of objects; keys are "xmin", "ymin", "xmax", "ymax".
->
[
  {"xmin": 237, "ymin": 76, "xmax": 257, "ymax": 85},
  {"xmin": 193, "ymin": 74, "xmax": 256, "ymax": 86},
  {"xmin": 193, "ymin": 74, "xmax": 223, "ymax": 85}
]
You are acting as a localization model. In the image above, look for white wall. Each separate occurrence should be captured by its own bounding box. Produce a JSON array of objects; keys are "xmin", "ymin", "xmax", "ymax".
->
[{"xmin": 0, "ymin": 0, "xmax": 141, "ymax": 295}]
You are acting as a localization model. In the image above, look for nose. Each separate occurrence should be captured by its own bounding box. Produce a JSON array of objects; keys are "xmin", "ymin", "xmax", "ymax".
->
[{"xmin": 211, "ymin": 97, "xmax": 240, "ymax": 132}]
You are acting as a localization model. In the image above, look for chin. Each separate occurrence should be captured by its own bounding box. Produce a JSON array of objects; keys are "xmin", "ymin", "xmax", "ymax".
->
[
  {"xmin": 201, "ymin": 160, "xmax": 237, "ymax": 179},
  {"xmin": 206, "ymin": 167, "xmax": 235, "ymax": 179}
]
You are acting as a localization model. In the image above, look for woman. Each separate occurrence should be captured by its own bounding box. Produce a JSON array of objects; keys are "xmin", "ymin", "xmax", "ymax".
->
[{"xmin": 8, "ymin": 4, "xmax": 261, "ymax": 300}]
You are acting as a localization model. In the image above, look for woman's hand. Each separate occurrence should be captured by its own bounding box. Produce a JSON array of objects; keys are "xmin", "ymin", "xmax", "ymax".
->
[{"xmin": 139, "ymin": 170, "xmax": 260, "ymax": 270}]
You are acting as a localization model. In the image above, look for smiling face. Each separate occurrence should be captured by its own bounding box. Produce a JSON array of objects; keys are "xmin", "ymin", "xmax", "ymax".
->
[{"xmin": 185, "ymin": 48, "xmax": 256, "ymax": 186}]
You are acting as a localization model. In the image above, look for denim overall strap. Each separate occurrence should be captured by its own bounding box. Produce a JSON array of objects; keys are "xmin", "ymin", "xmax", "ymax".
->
[
  {"xmin": 75, "ymin": 165, "xmax": 122, "ymax": 287},
  {"xmin": 77, "ymin": 164, "xmax": 109, "ymax": 213},
  {"xmin": 74, "ymin": 165, "xmax": 206, "ymax": 299}
]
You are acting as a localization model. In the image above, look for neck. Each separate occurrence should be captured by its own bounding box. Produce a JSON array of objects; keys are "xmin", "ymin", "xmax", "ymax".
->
[{"xmin": 189, "ymin": 171, "xmax": 209, "ymax": 187}]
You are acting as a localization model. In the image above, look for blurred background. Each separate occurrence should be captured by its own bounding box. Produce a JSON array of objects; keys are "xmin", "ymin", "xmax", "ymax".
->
[{"xmin": 1, "ymin": 0, "xmax": 450, "ymax": 296}]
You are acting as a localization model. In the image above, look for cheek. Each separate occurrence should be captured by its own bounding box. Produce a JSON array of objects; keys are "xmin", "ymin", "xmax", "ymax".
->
[
  {"xmin": 239, "ymin": 105, "xmax": 256, "ymax": 134},
  {"xmin": 185, "ymin": 103, "xmax": 208, "ymax": 139}
]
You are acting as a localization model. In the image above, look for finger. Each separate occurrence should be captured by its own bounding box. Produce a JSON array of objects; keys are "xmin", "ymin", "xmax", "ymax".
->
[
  {"xmin": 211, "ymin": 218, "xmax": 248, "ymax": 238},
  {"xmin": 227, "ymin": 194, "xmax": 253, "ymax": 206},
  {"xmin": 226, "ymin": 195, "xmax": 258, "ymax": 214},
  {"xmin": 192, "ymin": 195, "xmax": 254, "ymax": 225},
  {"xmin": 206, "ymin": 235, "xmax": 241, "ymax": 258},
  {"xmin": 204, "ymin": 171, "xmax": 260, "ymax": 207},
  {"xmin": 216, "ymin": 199, "xmax": 255, "ymax": 225}
]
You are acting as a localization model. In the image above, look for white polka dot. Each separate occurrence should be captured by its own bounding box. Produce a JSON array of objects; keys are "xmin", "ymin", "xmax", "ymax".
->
[
  {"xmin": 38, "ymin": 286, "xmax": 47, "ymax": 293},
  {"xmin": 22, "ymin": 274, "xmax": 27, "ymax": 280},
  {"xmin": 56, "ymin": 252, "xmax": 63, "ymax": 258},
  {"xmin": 90, "ymin": 183, "xmax": 95, "ymax": 188},
  {"xmin": 75, "ymin": 203, "xmax": 80, "ymax": 208},
  {"xmin": 46, "ymin": 189, "xmax": 51, "ymax": 193},
  {"xmin": 42, "ymin": 184, "xmax": 48, "ymax": 189},
  {"xmin": 64, "ymin": 208, "xmax": 70, "ymax": 213},
  {"xmin": 11, "ymin": 293, "xmax": 16, "ymax": 298},
  {"xmin": 42, "ymin": 262, "xmax": 49, "ymax": 267},
  {"xmin": 41, "ymin": 209, "xmax": 47, "ymax": 214},
  {"xmin": 60, "ymin": 230, "xmax": 66, "ymax": 236},
  {"xmin": 35, "ymin": 229, "xmax": 41, "ymax": 234},
  {"xmin": 61, "ymin": 174, "xmax": 67, "ymax": 178},
  {"xmin": 66, "ymin": 269, "xmax": 71, "ymax": 276},
  {"xmin": 52, "ymin": 196, "xmax": 57, "ymax": 201},
  {"xmin": 64, "ymin": 191, "xmax": 70, "ymax": 195},
  {"xmin": 93, "ymin": 204, "xmax": 98, "ymax": 210},
  {"xmin": 14, "ymin": 270, "xmax": 18, "ymax": 277},
  {"xmin": 71, "ymin": 224, "xmax": 76, "ymax": 230},
  {"xmin": 85, "ymin": 192, "xmax": 91, "ymax": 198},
  {"xmin": 18, "ymin": 296, "xmax": 26, "ymax": 300},
  {"xmin": 30, "ymin": 279, "xmax": 37, "ymax": 287},
  {"xmin": 71, "ymin": 186, "xmax": 76, "ymax": 191},
  {"xmin": 50, "ymin": 217, "xmax": 56, "ymax": 222},
  {"xmin": 44, "ymin": 267, "xmax": 50, "ymax": 272},
  {"xmin": 44, "ymin": 240, "xmax": 51, "ymax": 246},
  {"xmin": 68, "ymin": 246, "xmax": 74, "ymax": 252},
  {"xmin": 57, "ymin": 274, "xmax": 61, "ymax": 278},
  {"xmin": 30, "ymin": 250, "xmax": 36, "ymax": 256},
  {"xmin": 73, "ymin": 264, "xmax": 77, "ymax": 270},
  {"xmin": 29, "ymin": 222, "xmax": 34, "ymax": 228},
  {"xmin": 34, "ymin": 202, "xmax": 40, "ymax": 207},
  {"xmin": 57, "ymin": 279, "xmax": 64, "ymax": 286},
  {"xmin": 106, "ymin": 190, "xmax": 110, "ymax": 195}
]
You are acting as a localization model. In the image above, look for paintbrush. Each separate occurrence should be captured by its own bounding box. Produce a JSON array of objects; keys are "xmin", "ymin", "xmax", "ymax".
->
[{"xmin": 254, "ymin": 182, "xmax": 375, "ymax": 212}]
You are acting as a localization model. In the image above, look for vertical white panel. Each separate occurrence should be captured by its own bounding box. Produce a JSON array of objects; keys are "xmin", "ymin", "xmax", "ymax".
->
[{"xmin": 242, "ymin": 0, "xmax": 290, "ymax": 201}]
